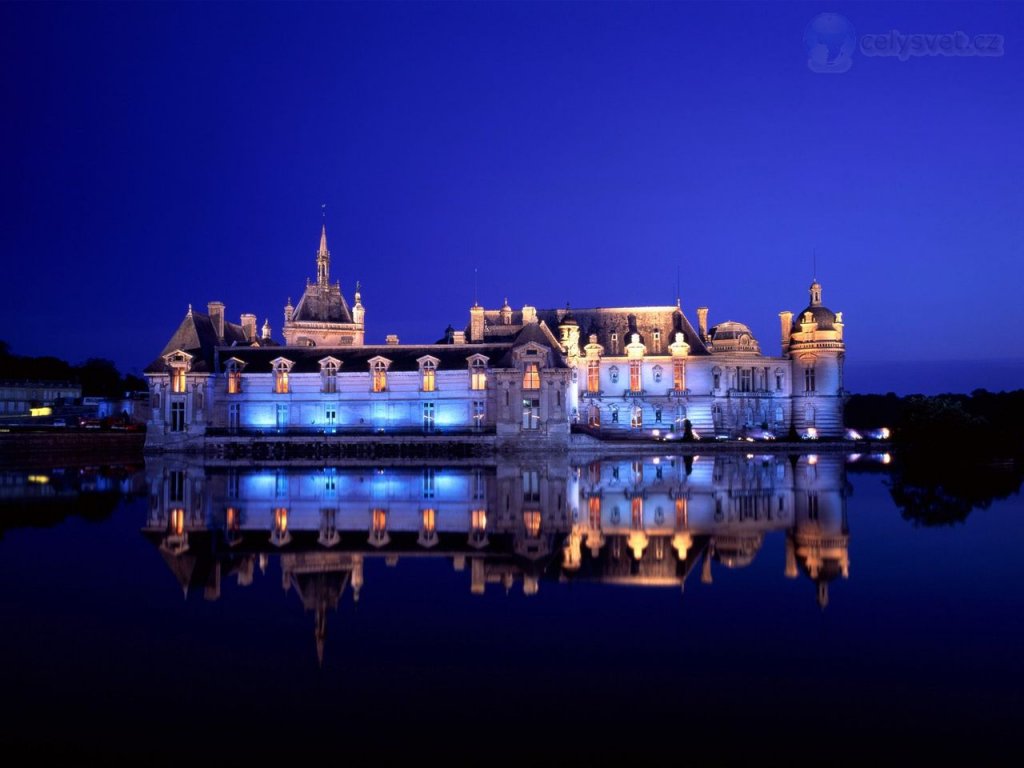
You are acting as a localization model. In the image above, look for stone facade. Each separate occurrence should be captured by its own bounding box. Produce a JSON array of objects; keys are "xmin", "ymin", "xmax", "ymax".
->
[{"xmin": 144, "ymin": 225, "xmax": 846, "ymax": 451}]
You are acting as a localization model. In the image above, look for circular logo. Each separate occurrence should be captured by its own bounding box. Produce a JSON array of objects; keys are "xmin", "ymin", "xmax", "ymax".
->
[{"xmin": 804, "ymin": 13, "xmax": 857, "ymax": 73}]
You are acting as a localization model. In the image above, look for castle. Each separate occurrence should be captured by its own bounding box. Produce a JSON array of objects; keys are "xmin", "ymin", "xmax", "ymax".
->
[{"xmin": 144, "ymin": 223, "xmax": 846, "ymax": 450}]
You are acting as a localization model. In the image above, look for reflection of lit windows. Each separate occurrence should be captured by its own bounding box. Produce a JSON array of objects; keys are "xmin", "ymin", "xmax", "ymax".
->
[
  {"xmin": 170, "ymin": 401, "xmax": 185, "ymax": 432},
  {"xmin": 523, "ymin": 363, "xmax": 540, "ymax": 390},
  {"xmin": 631, "ymin": 460, "xmax": 643, "ymax": 484},
  {"xmin": 629, "ymin": 361, "xmax": 642, "ymax": 393},
  {"xmin": 370, "ymin": 508, "xmax": 388, "ymax": 546},
  {"xmin": 631, "ymin": 496, "xmax": 643, "ymax": 528},
  {"xmin": 421, "ymin": 360, "xmax": 436, "ymax": 392},
  {"xmin": 470, "ymin": 358, "xmax": 487, "ymax": 390},
  {"xmin": 588, "ymin": 495, "xmax": 601, "ymax": 527},
  {"xmin": 471, "ymin": 508, "xmax": 487, "ymax": 532},
  {"xmin": 228, "ymin": 402, "xmax": 240, "ymax": 431},
  {"xmin": 172, "ymin": 368, "xmax": 187, "ymax": 393},
  {"xmin": 226, "ymin": 507, "xmax": 239, "ymax": 531},
  {"xmin": 372, "ymin": 361, "xmax": 388, "ymax": 392},
  {"xmin": 421, "ymin": 508, "xmax": 436, "ymax": 534},
  {"xmin": 523, "ymin": 509, "xmax": 542, "ymax": 538},
  {"xmin": 169, "ymin": 507, "xmax": 185, "ymax": 535},
  {"xmin": 807, "ymin": 492, "xmax": 819, "ymax": 520},
  {"xmin": 274, "ymin": 507, "xmax": 288, "ymax": 534},
  {"xmin": 587, "ymin": 361, "xmax": 600, "ymax": 393},
  {"xmin": 522, "ymin": 470, "xmax": 540, "ymax": 502}
]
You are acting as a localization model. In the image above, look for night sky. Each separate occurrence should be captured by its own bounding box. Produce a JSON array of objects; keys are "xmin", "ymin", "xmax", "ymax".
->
[{"xmin": 3, "ymin": 2, "xmax": 1022, "ymax": 392}]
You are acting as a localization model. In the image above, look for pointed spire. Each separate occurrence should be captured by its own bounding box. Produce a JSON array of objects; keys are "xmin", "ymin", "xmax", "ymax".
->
[{"xmin": 316, "ymin": 206, "xmax": 330, "ymax": 287}]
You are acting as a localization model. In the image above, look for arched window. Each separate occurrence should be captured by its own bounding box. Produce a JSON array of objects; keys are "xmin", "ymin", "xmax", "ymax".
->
[
  {"xmin": 775, "ymin": 367, "xmax": 785, "ymax": 391},
  {"xmin": 372, "ymin": 361, "xmax": 388, "ymax": 392},
  {"xmin": 320, "ymin": 360, "xmax": 338, "ymax": 394},
  {"xmin": 421, "ymin": 360, "xmax": 436, "ymax": 392},
  {"xmin": 226, "ymin": 366, "xmax": 242, "ymax": 394},
  {"xmin": 804, "ymin": 366, "xmax": 816, "ymax": 392}
]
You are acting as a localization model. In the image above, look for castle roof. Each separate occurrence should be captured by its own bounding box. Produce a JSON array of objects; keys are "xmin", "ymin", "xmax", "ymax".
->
[{"xmin": 291, "ymin": 283, "xmax": 354, "ymax": 324}]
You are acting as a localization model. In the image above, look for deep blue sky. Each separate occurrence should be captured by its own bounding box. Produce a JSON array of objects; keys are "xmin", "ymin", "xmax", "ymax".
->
[{"xmin": 3, "ymin": 2, "xmax": 1022, "ymax": 392}]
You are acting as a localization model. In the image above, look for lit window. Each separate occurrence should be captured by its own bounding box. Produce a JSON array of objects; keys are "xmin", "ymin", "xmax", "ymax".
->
[
  {"xmin": 629, "ymin": 360, "xmax": 642, "ymax": 393},
  {"xmin": 372, "ymin": 361, "xmax": 388, "ymax": 392},
  {"xmin": 273, "ymin": 361, "xmax": 291, "ymax": 394},
  {"xmin": 227, "ymin": 370, "xmax": 242, "ymax": 394},
  {"xmin": 470, "ymin": 358, "xmax": 487, "ymax": 390},
  {"xmin": 673, "ymin": 360, "xmax": 685, "ymax": 390},
  {"xmin": 421, "ymin": 508, "xmax": 436, "ymax": 534},
  {"xmin": 804, "ymin": 366, "xmax": 816, "ymax": 392},
  {"xmin": 471, "ymin": 509, "xmax": 487, "ymax": 532},
  {"xmin": 421, "ymin": 360, "xmax": 436, "ymax": 392},
  {"xmin": 587, "ymin": 360, "xmax": 600, "ymax": 393},
  {"xmin": 172, "ymin": 368, "xmax": 187, "ymax": 393},
  {"xmin": 523, "ymin": 363, "xmax": 540, "ymax": 390}
]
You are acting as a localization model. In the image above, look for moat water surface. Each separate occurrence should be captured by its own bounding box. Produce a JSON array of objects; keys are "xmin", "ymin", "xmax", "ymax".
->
[{"xmin": 0, "ymin": 453, "xmax": 1021, "ymax": 763}]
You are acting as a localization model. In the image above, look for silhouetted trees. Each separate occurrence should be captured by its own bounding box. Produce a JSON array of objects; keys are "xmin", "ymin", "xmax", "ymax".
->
[{"xmin": 0, "ymin": 341, "xmax": 144, "ymax": 398}]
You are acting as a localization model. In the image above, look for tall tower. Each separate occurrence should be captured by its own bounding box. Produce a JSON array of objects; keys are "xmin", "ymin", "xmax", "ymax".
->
[
  {"xmin": 282, "ymin": 218, "xmax": 366, "ymax": 347},
  {"xmin": 782, "ymin": 280, "xmax": 846, "ymax": 437}
]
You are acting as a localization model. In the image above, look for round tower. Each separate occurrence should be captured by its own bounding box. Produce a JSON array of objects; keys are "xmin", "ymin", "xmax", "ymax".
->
[{"xmin": 785, "ymin": 280, "xmax": 846, "ymax": 437}]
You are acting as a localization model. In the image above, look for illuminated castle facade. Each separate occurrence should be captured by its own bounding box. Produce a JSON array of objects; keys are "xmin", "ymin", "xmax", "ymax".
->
[{"xmin": 144, "ymin": 224, "xmax": 846, "ymax": 450}]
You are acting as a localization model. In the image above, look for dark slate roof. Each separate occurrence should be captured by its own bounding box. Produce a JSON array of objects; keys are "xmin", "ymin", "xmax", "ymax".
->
[
  {"xmin": 793, "ymin": 305, "xmax": 837, "ymax": 331},
  {"xmin": 145, "ymin": 310, "xmax": 272, "ymax": 374},
  {"xmin": 472, "ymin": 306, "xmax": 709, "ymax": 355},
  {"xmin": 292, "ymin": 283, "xmax": 353, "ymax": 324},
  {"xmin": 218, "ymin": 343, "xmax": 517, "ymax": 373}
]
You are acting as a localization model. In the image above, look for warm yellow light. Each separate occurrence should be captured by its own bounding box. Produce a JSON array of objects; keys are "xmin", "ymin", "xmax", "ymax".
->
[
  {"xmin": 522, "ymin": 363, "xmax": 540, "ymax": 390},
  {"xmin": 172, "ymin": 368, "xmax": 187, "ymax": 393},
  {"xmin": 882, "ymin": 452, "xmax": 892, "ymax": 465},
  {"xmin": 275, "ymin": 371, "xmax": 289, "ymax": 394},
  {"xmin": 421, "ymin": 508, "xmax": 436, "ymax": 533},
  {"xmin": 227, "ymin": 372, "xmax": 241, "ymax": 394},
  {"xmin": 274, "ymin": 507, "xmax": 288, "ymax": 533},
  {"xmin": 808, "ymin": 455, "xmax": 818, "ymax": 465},
  {"xmin": 226, "ymin": 507, "xmax": 239, "ymax": 530},
  {"xmin": 422, "ymin": 366, "xmax": 436, "ymax": 392},
  {"xmin": 372, "ymin": 508, "xmax": 387, "ymax": 532},
  {"xmin": 29, "ymin": 407, "xmax": 52, "ymax": 417},
  {"xmin": 523, "ymin": 509, "xmax": 542, "ymax": 538},
  {"xmin": 587, "ymin": 361, "xmax": 600, "ymax": 393},
  {"xmin": 170, "ymin": 508, "xmax": 185, "ymax": 536},
  {"xmin": 471, "ymin": 508, "xmax": 487, "ymax": 531},
  {"xmin": 27, "ymin": 474, "xmax": 49, "ymax": 484}
]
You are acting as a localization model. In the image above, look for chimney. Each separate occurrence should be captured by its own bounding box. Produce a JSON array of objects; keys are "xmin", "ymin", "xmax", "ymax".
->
[
  {"xmin": 452, "ymin": 330, "xmax": 466, "ymax": 345},
  {"xmin": 778, "ymin": 311, "xmax": 793, "ymax": 353},
  {"xmin": 386, "ymin": 334, "xmax": 400, "ymax": 345},
  {"xmin": 469, "ymin": 304, "xmax": 484, "ymax": 342},
  {"xmin": 522, "ymin": 305, "xmax": 537, "ymax": 324},
  {"xmin": 208, "ymin": 301, "xmax": 225, "ymax": 341},
  {"xmin": 241, "ymin": 313, "xmax": 257, "ymax": 342},
  {"xmin": 696, "ymin": 307, "xmax": 708, "ymax": 340}
]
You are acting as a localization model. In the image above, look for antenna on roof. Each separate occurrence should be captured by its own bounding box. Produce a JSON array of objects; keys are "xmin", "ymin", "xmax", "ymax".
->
[
  {"xmin": 473, "ymin": 267, "xmax": 479, "ymax": 307},
  {"xmin": 321, "ymin": 202, "xmax": 326, "ymax": 222},
  {"xmin": 676, "ymin": 264, "xmax": 681, "ymax": 308},
  {"xmin": 813, "ymin": 247, "xmax": 817, "ymax": 281}
]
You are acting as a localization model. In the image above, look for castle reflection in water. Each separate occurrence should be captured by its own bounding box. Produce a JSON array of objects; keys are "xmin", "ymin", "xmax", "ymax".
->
[{"xmin": 144, "ymin": 453, "xmax": 850, "ymax": 663}]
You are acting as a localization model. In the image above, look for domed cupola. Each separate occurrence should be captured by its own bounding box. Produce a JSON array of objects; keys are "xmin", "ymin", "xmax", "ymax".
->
[
  {"xmin": 793, "ymin": 279, "xmax": 839, "ymax": 332},
  {"xmin": 784, "ymin": 280, "xmax": 844, "ymax": 352},
  {"xmin": 707, "ymin": 321, "xmax": 761, "ymax": 354}
]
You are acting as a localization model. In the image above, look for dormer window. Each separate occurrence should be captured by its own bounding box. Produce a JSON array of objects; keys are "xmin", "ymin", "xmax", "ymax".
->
[
  {"xmin": 523, "ymin": 362, "xmax": 540, "ymax": 390},
  {"xmin": 319, "ymin": 358, "xmax": 340, "ymax": 394},
  {"xmin": 172, "ymin": 368, "xmax": 187, "ymax": 394},
  {"xmin": 469, "ymin": 357, "xmax": 487, "ymax": 390},
  {"xmin": 372, "ymin": 360, "xmax": 389, "ymax": 392},
  {"xmin": 610, "ymin": 333, "xmax": 619, "ymax": 355},
  {"xmin": 272, "ymin": 358, "xmax": 294, "ymax": 394},
  {"xmin": 225, "ymin": 358, "xmax": 245, "ymax": 394},
  {"xmin": 652, "ymin": 330, "xmax": 662, "ymax": 354},
  {"xmin": 419, "ymin": 358, "xmax": 437, "ymax": 393}
]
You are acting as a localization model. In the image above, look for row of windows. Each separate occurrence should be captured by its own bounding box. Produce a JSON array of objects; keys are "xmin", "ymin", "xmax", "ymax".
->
[
  {"xmin": 606, "ymin": 330, "xmax": 663, "ymax": 356},
  {"xmin": 586, "ymin": 359, "xmax": 687, "ymax": 393},
  {"xmin": 221, "ymin": 358, "xmax": 496, "ymax": 395},
  {"xmin": 221, "ymin": 401, "xmax": 488, "ymax": 431}
]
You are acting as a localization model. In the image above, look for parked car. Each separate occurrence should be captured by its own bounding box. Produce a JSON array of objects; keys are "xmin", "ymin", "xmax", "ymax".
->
[
  {"xmin": 800, "ymin": 427, "xmax": 819, "ymax": 441},
  {"xmin": 741, "ymin": 427, "xmax": 776, "ymax": 441},
  {"xmin": 867, "ymin": 427, "xmax": 891, "ymax": 440}
]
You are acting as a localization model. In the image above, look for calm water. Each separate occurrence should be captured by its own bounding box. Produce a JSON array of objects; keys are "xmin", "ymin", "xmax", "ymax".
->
[{"xmin": 1, "ymin": 454, "xmax": 1021, "ymax": 763}]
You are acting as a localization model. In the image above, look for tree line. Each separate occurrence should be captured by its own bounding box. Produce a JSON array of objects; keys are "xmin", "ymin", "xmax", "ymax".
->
[{"xmin": 0, "ymin": 340, "xmax": 146, "ymax": 399}]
